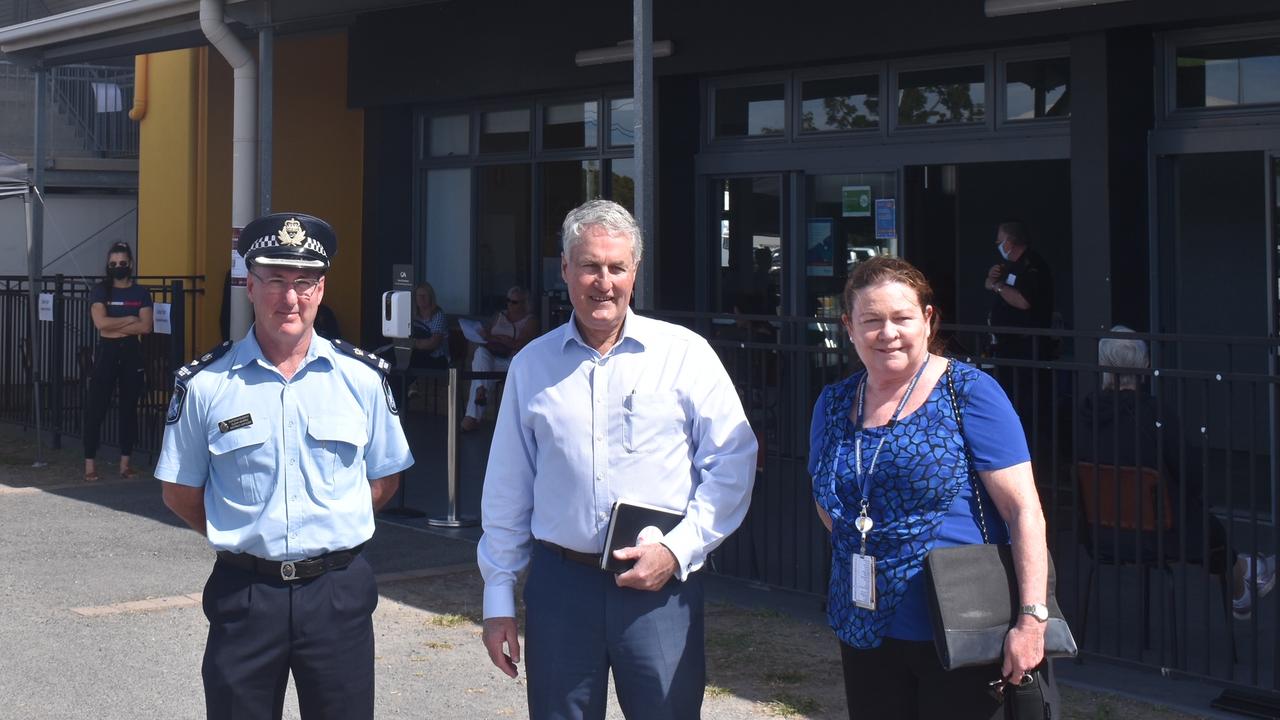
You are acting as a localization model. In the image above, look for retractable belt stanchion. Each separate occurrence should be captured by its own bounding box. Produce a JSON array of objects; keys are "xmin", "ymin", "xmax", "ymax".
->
[{"xmin": 429, "ymin": 367, "xmax": 477, "ymax": 528}]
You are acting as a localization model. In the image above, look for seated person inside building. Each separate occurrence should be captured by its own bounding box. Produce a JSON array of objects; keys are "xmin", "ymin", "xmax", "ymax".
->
[
  {"xmin": 405, "ymin": 282, "xmax": 449, "ymax": 401},
  {"xmin": 460, "ymin": 285, "xmax": 538, "ymax": 432},
  {"xmin": 1077, "ymin": 326, "xmax": 1273, "ymax": 619}
]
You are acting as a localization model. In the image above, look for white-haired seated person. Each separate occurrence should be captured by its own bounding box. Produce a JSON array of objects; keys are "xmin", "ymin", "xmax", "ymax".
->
[
  {"xmin": 461, "ymin": 286, "xmax": 538, "ymax": 432},
  {"xmin": 1077, "ymin": 325, "xmax": 1274, "ymax": 619}
]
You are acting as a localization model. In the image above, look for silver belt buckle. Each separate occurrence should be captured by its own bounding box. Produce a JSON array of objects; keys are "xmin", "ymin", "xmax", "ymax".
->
[{"xmin": 280, "ymin": 561, "xmax": 298, "ymax": 581}]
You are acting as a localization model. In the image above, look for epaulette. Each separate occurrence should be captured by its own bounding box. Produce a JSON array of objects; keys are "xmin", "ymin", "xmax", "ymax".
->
[
  {"xmin": 331, "ymin": 338, "xmax": 398, "ymax": 416},
  {"xmin": 167, "ymin": 340, "xmax": 232, "ymax": 424},
  {"xmin": 331, "ymin": 338, "xmax": 391, "ymax": 374},
  {"xmin": 174, "ymin": 340, "xmax": 233, "ymax": 381}
]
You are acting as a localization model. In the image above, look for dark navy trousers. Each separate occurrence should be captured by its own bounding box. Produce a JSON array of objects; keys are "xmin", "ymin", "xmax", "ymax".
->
[
  {"xmin": 201, "ymin": 554, "xmax": 378, "ymax": 720},
  {"xmin": 523, "ymin": 542, "xmax": 705, "ymax": 720}
]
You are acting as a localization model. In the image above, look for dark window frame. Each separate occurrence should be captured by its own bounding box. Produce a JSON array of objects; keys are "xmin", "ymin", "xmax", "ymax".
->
[{"xmin": 1158, "ymin": 22, "xmax": 1280, "ymax": 128}]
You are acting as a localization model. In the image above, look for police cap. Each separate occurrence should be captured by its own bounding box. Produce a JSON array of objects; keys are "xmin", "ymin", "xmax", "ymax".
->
[{"xmin": 239, "ymin": 212, "xmax": 336, "ymax": 271}]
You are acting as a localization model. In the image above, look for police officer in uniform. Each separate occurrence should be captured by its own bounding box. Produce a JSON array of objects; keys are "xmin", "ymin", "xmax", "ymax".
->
[{"xmin": 156, "ymin": 212, "xmax": 414, "ymax": 720}]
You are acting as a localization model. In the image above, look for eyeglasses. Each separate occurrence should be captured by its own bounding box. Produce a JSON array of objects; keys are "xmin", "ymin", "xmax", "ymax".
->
[
  {"xmin": 250, "ymin": 271, "xmax": 322, "ymax": 297},
  {"xmin": 107, "ymin": 261, "xmax": 131, "ymax": 268}
]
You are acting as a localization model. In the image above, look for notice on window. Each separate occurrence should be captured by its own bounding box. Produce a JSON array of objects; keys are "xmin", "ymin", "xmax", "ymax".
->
[
  {"xmin": 842, "ymin": 185, "xmax": 871, "ymax": 217},
  {"xmin": 153, "ymin": 302, "xmax": 172, "ymax": 335},
  {"xmin": 231, "ymin": 227, "xmax": 247, "ymax": 286},
  {"xmin": 806, "ymin": 218, "xmax": 835, "ymax": 277},
  {"xmin": 38, "ymin": 293, "xmax": 54, "ymax": 321},
  {"xmin": 875, "ymin": 198, "xmax": 897, "ymax": 240}
]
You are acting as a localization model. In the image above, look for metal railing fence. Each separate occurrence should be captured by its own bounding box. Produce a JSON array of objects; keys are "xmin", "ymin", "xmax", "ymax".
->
[
  {"xmin": 646, "ymin": 310, "xmax": 1280, "ymax": 696},
  {"xmin": 0, "ymin": 275, "xmax": 204, "ymax": 458},
  {"xmin": 0, "ymin": 59, "xmax": 139, "ymax": 160}
]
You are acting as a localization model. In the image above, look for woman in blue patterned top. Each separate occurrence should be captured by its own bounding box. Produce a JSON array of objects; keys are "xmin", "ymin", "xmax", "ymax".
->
[{"xmin": 808, "ymin": 257, "xmax": 1050, "ymax": 718}]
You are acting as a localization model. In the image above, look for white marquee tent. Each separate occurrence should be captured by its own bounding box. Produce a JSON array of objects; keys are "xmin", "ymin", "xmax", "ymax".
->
[{"xmin": 1, "ymin": 151, "xmax": 47, "ymax": 463}]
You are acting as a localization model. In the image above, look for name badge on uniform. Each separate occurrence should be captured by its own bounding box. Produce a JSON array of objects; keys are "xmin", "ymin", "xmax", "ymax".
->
[
  {"xmin": 852, "ymin": 554, "xmax": 877, "ymax": 610},
  {"xmin": 1005, "ymin": 272, "xmax": 1018, "ymax": 287},
  {"xmin": 217, "ymin": 414, "xmax": 253, "ymax": 433}
]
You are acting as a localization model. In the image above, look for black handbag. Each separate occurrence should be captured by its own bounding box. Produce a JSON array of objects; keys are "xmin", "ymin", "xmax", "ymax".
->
[{"xmin": 922, "ymin": 364, "xmax": 1078, "ymax": 672}]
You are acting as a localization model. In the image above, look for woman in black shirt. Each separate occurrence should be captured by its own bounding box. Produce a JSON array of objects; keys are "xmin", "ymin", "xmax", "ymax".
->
[{"xmin": 84, "ymin": 242, "xmax": 153, "ymax": 482}]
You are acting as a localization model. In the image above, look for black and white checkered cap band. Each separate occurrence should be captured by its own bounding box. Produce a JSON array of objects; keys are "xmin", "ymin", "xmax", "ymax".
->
[{"xmin": 245, "ymin": 234, "xmax": 329, "ymax": 257}]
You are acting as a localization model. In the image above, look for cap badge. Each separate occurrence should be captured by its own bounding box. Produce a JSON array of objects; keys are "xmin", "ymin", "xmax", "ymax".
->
[{"xmin": 277, "ymin": 218, "xmax": 307, "ymax": 247}]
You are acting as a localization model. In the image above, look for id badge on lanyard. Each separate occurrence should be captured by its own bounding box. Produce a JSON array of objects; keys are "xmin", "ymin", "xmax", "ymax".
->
[{"xmin": 852, "ymin": 552, "xmax": 877, "ymax": 610}]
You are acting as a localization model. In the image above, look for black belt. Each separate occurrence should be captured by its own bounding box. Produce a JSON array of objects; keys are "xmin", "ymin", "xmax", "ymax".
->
[
  {"xmin": 539, "ymin": 540, "xmax": 603, "ymax": 570},
  {"xmin": 216, "ymin": 543, "xmax": 365, "ymax": 582}
]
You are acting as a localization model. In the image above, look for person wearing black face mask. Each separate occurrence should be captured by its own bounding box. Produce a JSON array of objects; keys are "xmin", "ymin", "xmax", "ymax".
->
[{"xmin": 84, "ymin": 241, "xmax": 153, "ymax": 482}]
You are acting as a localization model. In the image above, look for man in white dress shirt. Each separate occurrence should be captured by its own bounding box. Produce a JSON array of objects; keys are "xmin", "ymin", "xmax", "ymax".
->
[{"xmin": 477, "ymin": 199, "xmax": 758, "ymax": 720}]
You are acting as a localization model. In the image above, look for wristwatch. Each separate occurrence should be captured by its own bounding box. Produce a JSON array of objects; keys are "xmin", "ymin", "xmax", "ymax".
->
[{"xmin": 1019, "ymin": 603, "xmax": 1049, "ymax": 622}]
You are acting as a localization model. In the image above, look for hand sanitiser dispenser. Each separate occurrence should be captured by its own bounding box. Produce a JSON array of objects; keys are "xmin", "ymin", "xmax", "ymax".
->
[{"xmin": 381, "ymin": 290, "xmax": 411, "ymax": 338}]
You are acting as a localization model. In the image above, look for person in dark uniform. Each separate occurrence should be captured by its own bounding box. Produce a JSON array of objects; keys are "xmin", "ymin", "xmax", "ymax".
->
[
  {"xmin": 983, "ymin": 221, "xmax": 1055, "ymax": 440},
  {"xmin": 983, "ymin": 220, "xmax": 1054, "ymax": 361},
  {"xmin": 156, "ymin": 212, "xmax": 414, "ymax": 720},
  {"xmin": 84, "ymin": 241, "xmax": 152, "ymax": 482}
]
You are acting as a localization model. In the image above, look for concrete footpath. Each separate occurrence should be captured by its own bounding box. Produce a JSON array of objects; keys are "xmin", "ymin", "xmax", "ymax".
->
[{"xmin": 0, "ymin": 422, "xmax": 1240, "ymax": 719}]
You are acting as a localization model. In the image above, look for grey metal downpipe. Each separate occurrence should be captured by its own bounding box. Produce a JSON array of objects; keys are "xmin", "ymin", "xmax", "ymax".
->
[{"xmin": 200, "ymin": 0, "xmax": 256, "ymax": 340}]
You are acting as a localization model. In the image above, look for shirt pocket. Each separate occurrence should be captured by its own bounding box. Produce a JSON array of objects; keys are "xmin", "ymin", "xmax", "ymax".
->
[
  {"xmin": 306, "ymin": 416, "xmax": 369, "ymax": 498},
  {"xmin": 208, "ymin": 423, "xmax": 274, "ymax": 504},
  {"xmin": 623, "ymin": 391, "xmax": 684, "ymax": 453}
]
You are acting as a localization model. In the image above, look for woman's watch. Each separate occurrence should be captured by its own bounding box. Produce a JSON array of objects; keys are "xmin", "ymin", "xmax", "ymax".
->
[{"xmin": 1019, "ymin": 603, "xmax": 1049, "ymax": 622}]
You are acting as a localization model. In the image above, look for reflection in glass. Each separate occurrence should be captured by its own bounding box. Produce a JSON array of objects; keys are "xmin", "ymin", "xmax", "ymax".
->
[
  {"xmin": 897, "ymin": 66, "xmax": 985, "ymax": 125},
  {"xmin": 1006, "ymin": 58, "xmax": 1070, "ymax": 120},
  {"xmin": 541, "ymin": 161, "xmax": 601, "ymax": 292},
  {"xmin": 543, "ymin": 101, "xmax": 598, "ymax": 150},
  {"xmin": 800, "ymin": 75, "xmax": 880, "ymax": 132},
  {"xmin": 476, "ymin": 164, "xmax": 531, "ymax": 313},
  {"xmin": 1175, "ymin": 38, "xmax": 1280, "ymax": 109},
  {"xmin": 429, "ymin": 114, "xmax": 469, "ymax": 157},
  {"xmin": 610, "ymin": 98, "xmax": 635, "ymax": 147},
  {"xmin": 479, "ymin": 109, "xmax": 530, "ymax": 153},
  {"xmin": 714, "ymin": 176, "xmax": 782, "ymax": 315},
  {"xmin": 714, "ymin": 84, "xmax": 785, "ymax": 138},
  {"xmin": 804, "ymin": 173, "xmax": 898, "ymax": 320},
  {"xmin": 609, "ymin": 157, "xmax": 635, "ymax": 214}
]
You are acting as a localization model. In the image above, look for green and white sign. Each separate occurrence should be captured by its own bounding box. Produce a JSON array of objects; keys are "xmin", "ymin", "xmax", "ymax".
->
[{"xmin": 842, "ymin": 185, "xmax": 872, "ymax": 217}]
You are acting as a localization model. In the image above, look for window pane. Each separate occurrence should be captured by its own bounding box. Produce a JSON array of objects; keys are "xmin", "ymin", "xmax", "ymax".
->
[
  {"xmin": 425, "ymin": 168, "xmax": 472, "ymax": 312},
  {"xmin": 429, "ymin": 114, "xmax": 469, "ymax": 157},
  {"xmin": 1175, "ymin": 38, "xmax": 1280, "ymax": 109},
  {"xmin": 714, "ymin": 176, "xmax": 783, "ymax": 315},
  {"xmin": 1005, "ymin": 58, "xmax": 1070, "ymax": 120},
  {"xmin": 805, "ymin": 173, "xmax": 898, "ymax": 319},
  {"xmin": 541, "ymin": 160, "xmax": 601, "ymax": 294},
  {"xmin": 897, "ymin": 66, "xmax": 985, "ymax": 126},
  {"xmin": 479, "ymin": 109, "xmax": 530, "ymax": 153},
  {"xmin": 609, "ymin": 98, "xmax": 635, "ymax": 147},
  {"xmin": 476, "ymin": 164, "xmax": 531, "ymax": 313},
  {"xmin": 543, "ymin": 101, "xmax": 598, "ymax": 150},
  {"xmin": 609, "ymin": 157, "xmax": 635, "ymax": 214},
  {"xmin": 800, "ymin": 75, "xmax": 880, "ymax": 132},
  {"xmin": 714, "ymin": 84, "xmax": 785, "ymax": 138}
]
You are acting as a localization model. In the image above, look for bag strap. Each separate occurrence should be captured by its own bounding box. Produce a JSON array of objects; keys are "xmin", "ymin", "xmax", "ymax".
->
[{"xmin": 943, "ymin": 361, "xmax": 991, "ymax": 545}]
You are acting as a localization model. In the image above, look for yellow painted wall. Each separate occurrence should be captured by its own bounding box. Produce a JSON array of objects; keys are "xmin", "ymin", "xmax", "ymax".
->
[
  {"xmin": 136, "ymin": 49, "xmax": 198, "ymax": 277},
  {"xmin": 269, "ymin": 33, "xmax": 364, "ymax": 341},
  {"xmin": 136, "ymin": 33, "xmax": 365, "ymax": 353}
]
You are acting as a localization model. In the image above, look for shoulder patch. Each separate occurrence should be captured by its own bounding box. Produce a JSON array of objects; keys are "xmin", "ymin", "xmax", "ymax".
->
[
  {"xmin": 331, "ymin": 338, "xmax": 391, "ymax": 374},
  {"xmin": 167, "ymin": 340, "xmax": 232, "ymax": 424}
]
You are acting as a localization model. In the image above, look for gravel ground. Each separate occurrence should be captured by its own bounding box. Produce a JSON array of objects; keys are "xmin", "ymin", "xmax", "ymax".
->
[{"xmin": 0, "ymin": 423, "xmax": 1205, "ymax": 718}]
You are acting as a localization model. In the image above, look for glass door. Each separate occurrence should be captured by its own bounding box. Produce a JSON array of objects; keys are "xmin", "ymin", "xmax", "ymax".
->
[{"xmin": 710, "ymin": 175, "xmax": 785, "ymax": 318}]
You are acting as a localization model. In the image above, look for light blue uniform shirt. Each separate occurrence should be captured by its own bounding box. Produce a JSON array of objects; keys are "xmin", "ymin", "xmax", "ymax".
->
[
  {"xmin": 156, "ymin": 328, "xmax": 414, "ymax": 561},
  {"xmin": 477, "ymin": 310, "xmax": 758, "ymax": 618}
]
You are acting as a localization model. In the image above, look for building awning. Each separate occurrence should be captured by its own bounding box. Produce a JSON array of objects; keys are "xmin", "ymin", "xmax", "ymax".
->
[{"xmin": 0, "ymin": 0, "xmax": 445, "ymax": 65}]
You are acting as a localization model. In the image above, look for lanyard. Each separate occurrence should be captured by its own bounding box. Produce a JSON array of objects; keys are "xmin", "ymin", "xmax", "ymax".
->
[{"xmin": 851, "ymin": 354, "xmax": 930, "ymax": 551}]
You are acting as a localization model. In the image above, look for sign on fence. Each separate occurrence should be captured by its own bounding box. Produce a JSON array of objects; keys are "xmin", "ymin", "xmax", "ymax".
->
[
  {"xmin": 38, "ymin": 293, "xmax": 53, "ymax": 321},
  {"xmin": 152, "ymin": 302, "xmax": 172, "ymax": 335}
]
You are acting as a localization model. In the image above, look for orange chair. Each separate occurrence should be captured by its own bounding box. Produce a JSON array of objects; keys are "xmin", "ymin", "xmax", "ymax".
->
[{"xmin": 1076, "ymin": 462, "xmax": 1232, "ymax": 664}]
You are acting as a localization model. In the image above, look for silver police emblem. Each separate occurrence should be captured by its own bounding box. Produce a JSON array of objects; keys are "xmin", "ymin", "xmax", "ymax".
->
[
  {"xmin": 277, "ymin": 217, "xmax": 307, "ymax": 246},
  {"xmin": 165, "ymin": 383, "xmax": 187, "ymax": 425}
]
